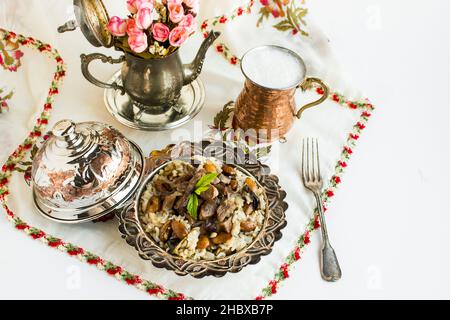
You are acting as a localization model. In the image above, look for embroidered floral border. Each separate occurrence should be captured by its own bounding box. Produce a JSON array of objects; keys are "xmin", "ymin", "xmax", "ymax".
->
[{"xmin": 0, "ymin": 0, "xmax": 374, "ymax": 300}]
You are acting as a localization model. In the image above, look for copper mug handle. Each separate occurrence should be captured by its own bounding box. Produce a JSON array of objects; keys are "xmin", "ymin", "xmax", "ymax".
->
[{"xmin": 295, "ymin": 77, "xmax": 329, "ymax": 119}]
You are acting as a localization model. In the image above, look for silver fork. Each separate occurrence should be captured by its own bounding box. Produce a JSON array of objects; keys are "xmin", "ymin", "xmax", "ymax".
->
[{"xmin": 302, "ymin": 138, "xmax": 342, "ymax": 282}]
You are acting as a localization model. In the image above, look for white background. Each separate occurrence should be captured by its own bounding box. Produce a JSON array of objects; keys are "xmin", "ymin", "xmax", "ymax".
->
[{"xmin": 1, "ymin": 0, "xmax": 450, "ymax": 299}]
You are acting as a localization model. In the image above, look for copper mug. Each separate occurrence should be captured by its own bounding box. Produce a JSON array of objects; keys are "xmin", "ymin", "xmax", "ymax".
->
[{"xmin": 233, "ymin": 45, "xmax": 329, "ymax": 141}]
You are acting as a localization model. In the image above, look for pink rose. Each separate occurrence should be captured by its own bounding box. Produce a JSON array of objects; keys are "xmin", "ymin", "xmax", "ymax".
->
[
  {"xmin": 167, "ymin": 0, "xmax": 182, "ymax": 4},
  {"xmin": 168, "ymin": 3, "xmax": 184, "ymax": 23},
  {"xmin": 126, "ymin": 18, "xmax": 142, "ymax": 36},
  {"xmin": 127, "ymin": 0, "xmax": 153, "ymax": 14},
  {"xmin": 152, "ymin": 23, "xmax": 170, "ymax": 42},
  {"xmin": 107, "ymin": 16, "xmax": 127, "ymax": 37},
  {"xmin": 169, "ymin": 26, "xmax": 189, "ymax": 47},
  {"xmin": 183, "ymin": 0, "xmax": 199, "ymax": 12},
  {"xmin": 128, "ymin": 32, "xmax": 148, "ymax": 53},
  {"xmin": 179, "ymin": 14, "xmax": 197, "ymax": 34},
  {"xmin": 136, "ymin": 2, "xmax": 154, "ymax": 30}
]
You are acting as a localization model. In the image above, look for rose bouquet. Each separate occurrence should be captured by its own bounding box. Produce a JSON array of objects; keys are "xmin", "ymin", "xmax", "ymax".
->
[{"xmin": 107, "ymin": 0, "xmax": 199, "ymax": 59}]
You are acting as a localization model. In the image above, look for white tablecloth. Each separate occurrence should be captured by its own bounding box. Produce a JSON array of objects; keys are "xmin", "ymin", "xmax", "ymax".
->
[{"xmin": 1, "ymin": 0, "xmax": 449, "ymax": 300}]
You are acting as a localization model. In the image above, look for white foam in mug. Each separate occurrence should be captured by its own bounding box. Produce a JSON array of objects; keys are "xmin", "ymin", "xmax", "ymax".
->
[{"xmin": 241, "ymin": 46, "xmax": 306, "ymax": 90}]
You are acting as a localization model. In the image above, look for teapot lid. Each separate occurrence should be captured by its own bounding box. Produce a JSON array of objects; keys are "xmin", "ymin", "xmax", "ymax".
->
[
  {"xmin": 32, "ymin": 120, "xmax": 144, "ymax": 223},
  {"xmin": 58, "ymin": 0, "xmax": 113, "ymax": 48}
]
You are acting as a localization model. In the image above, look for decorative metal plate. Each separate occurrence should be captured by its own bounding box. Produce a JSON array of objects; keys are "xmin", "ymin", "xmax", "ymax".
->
[
  {"xmin": 104, "ymin": 71, "xmax": 205, "ymax": 131},
  {"xmin": 117, "ymin": 140, "xmax": 288, "ymax": 278}
]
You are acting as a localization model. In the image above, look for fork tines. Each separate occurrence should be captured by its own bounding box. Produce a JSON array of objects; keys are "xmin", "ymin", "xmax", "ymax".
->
[{"xmin": 302, "ymin": 138, "xmax": 322, "ymax": 184}]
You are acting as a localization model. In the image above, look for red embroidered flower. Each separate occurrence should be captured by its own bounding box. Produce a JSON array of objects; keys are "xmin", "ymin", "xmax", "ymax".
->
[
  {"xmin": 304, "ymin": 231, "xmax": 311, "ymax": 245},
  {"xmin": 24, "ymin": 172, "xmax": 32, "ymax": 182},
  {"xmin": 216, "ymin": 44, "xmax": 224, "ymax": 53},
  {"xmin": 125, "ymin": 276, "xmax": 141, "ymax": 285},
  {"xmin": 344, "ymin": 146, "xmax": 353, "ymax": 154},
  {"xmin": 294, "ymin": 247, "xmax": 301, "ymax": 260},
  {"xmin": 281, "ymin": 264, "xmax": 290, "ymax": 278},
  {"xmin": 269, "ymin": 281, "xmax": 277, "ymax": 294},
  {"xmin": 350, "ymin": 133, "xmax": 359, "ymax": 140},
  {"xmin": 256, "ymin": 296, "xmax": 263, "ymax": 300},
  {"xmin": 230, "ymin": 57, "xmax": 238, "ymax": 65},
  {"xmin": 30, "ymin": 230, "xmax": 45, "ymax": 239},
  {"xmin": 44, "ymin": 103, "xmax": 52, "ymax": 111},
  {"xmin": 347, "ymin": 102, "xmax": 358, "ymax": 109},
  {"xmin": 147, "ymin": 286, "xmax": 164, "ymax": 295},
  {"xmin": 271, "ymin": 9, "xmax": 280, "ymax": 18},
  {"xmin": 106, "ymin": 266, "xmax": 122, "ymax": 275},
  {"xmin": 332, "ymin": 94, "xmax": 340, "ymax": 102},
  {"xmin": 362, "ymin": 111, "xmax": 371, "ymax": 118},
  {"xmin": 0, "ymin": 178, "xmax": 8, "ymax": 187},
  {"xmin": 48, "ymin": 239, "xmax": 62, "ymax": 247},
  {"xmin": 314, "ymin": 216, "xmax": 320, "ymax": 229},
  {"xmin": 169, "ymin": 293, "xmax": 186, "ymax": 300},
  {"xmin": 237, "ymin": 7, "xmax": 244, "ymax": 16},
  {"xmin": 357, "ymin": 122, "xmax": 366, "ymax": 130},
  {"xmin": 292, "ymin": 29, "xmax": 298, "ymax": 35},
  {"xmin": 219, "ymin": 16, "xmax": 227, "ymax": 24},
  {"xmin": 333, "ymin": 176, "xmax": 341, "ymax": 184},
  {"xmin": 201, "ymin": 21, "xmax": 208, "ymax": 30},
  {"xmin": 67, "ymin": 247, "xmax": 84, "ymax": 256},
  {"xmin": 339, "ymin": 161, "xmax": 347, "ymax": 168},
  {"xmin": 87, "ymin": 257, "xmax": 102, "ymax": 265},
  {"xmin": 260, "ymin": 0, "xmax": 269, "ymax": 6},
  {"xmin": 326, "ymin": 190, "xmax": 334, "ymax": 197},
  {"xmin": 16, "ymin": 223, "xmax": 28, "ymax": 230},
  {"xmin": 316, "ymin": 87, "xmax": 325, "ymax": 95}
]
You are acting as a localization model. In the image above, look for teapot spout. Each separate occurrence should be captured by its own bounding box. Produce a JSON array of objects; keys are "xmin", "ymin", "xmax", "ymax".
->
[{"xmin": 183, "ymin": 31, "xmax": 221, "ymax": 86}]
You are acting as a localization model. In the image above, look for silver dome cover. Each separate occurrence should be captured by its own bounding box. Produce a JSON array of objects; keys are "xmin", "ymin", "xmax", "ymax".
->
[{"xmin": 32, "ymin": 120, "xmax": 144, "ymax": 223}]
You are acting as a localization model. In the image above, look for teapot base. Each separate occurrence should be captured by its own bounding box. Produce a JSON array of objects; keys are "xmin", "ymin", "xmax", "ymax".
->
[{"xmin": 104, "ymin": 70, "xmax": 205, "ymax": 131}]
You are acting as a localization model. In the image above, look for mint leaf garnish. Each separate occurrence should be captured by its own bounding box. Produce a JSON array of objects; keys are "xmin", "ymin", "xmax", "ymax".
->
[
  {"xmin": 187, "ymin": 194, "xmax": 198, "ymax": 220},
  {"xmin": 195, "ymin": 172, "xmax": 218, "ymax": 190}
]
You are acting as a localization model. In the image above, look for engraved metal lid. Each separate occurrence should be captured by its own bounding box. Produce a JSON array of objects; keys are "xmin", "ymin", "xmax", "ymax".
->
[
  {"xmin": 31, "ymin": 120, "xmax": 144, "ymax": 223},
  {"xmin": 57, "ymin": 0, "xmax": 113, "ymax": 48}
]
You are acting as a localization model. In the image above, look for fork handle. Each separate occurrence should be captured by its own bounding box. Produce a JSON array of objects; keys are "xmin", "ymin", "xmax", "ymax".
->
[{"xmin": 314, "ymin": 192, "xmax": 342, "ymax": 282}]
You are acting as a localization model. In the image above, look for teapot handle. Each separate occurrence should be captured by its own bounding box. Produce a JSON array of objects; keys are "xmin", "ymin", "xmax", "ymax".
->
[
  {"xmin": 80, "ymin": 53, "xmax": 126, "ymax": 95},
  {"xmin": 295, "ymin": 77, "xmax": 329, "ymax": 119}
]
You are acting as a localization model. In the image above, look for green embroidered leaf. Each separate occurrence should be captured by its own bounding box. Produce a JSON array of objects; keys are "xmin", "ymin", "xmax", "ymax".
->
[
  {"xmin": 273, "ymin": 19, "xmax": 294, "ymax": 32},
  {"xmin": 187, "ymin": 193, "xmax": 198, "ymax": 220},
  {"xmin": 2, "ymin": 50, "xmax": 14, "ymax": 66},
  {"xmin": 3, "ymin": 91, "xmax": 13, "ymax": 100},
  {"xmin": 213, "ymin": 101, "xmax": 234, "ymax": 129}
]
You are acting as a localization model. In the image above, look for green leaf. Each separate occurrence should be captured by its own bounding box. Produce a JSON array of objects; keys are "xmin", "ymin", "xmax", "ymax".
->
[
  {"xmin": 213, "ymin": 101, "xmax": 234, "ymax": 129},
  {"xmin": 195, "ymin": 185, "xmax": 210, "ymax": 195},
  {"xmin": 187, "ymin": 194, "xmax": 198, "ymax": 220},
  {"xmin": 195, "ymin": 172, "xmax": 219, "ymax": 190},
  {"xmin": 3, "ymin": 91, "xmax": 13, "ymax": 100},
  {"xmin": 2, "ymin": 50, "xmax": 14, "ymax": 66},
  {"xmin": 273, "ymin": 19, "xmax": 294, "ymax": 32}
]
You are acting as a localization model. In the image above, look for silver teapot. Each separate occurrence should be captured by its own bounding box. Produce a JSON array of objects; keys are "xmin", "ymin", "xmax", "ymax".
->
[
  {"xmin": 59, "ymin": 0, "xmax": 220, "ymax": 124},
  {"xmin": 80, "ymin": 31, "xmax": 219, "ymax": 112}
]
